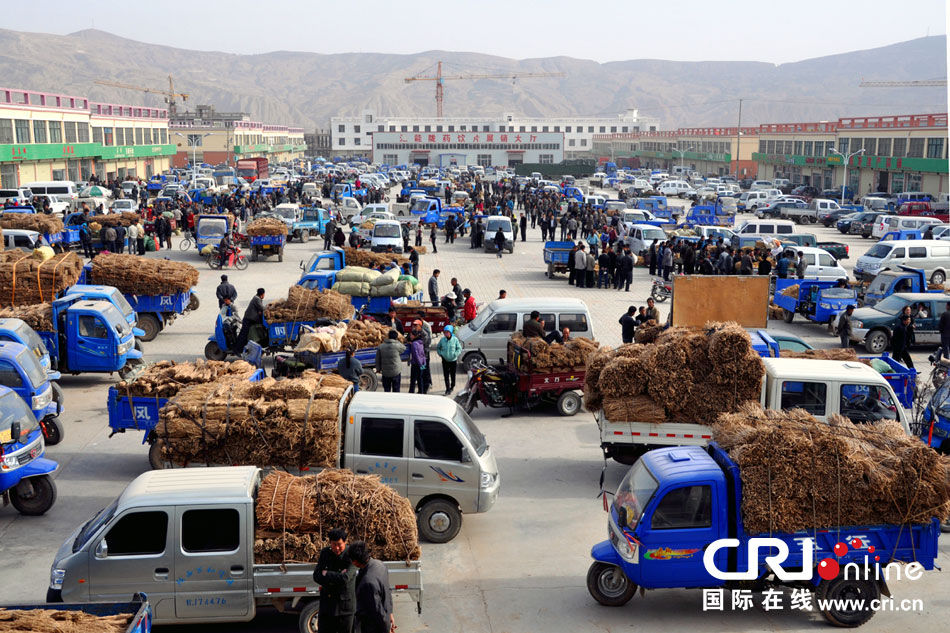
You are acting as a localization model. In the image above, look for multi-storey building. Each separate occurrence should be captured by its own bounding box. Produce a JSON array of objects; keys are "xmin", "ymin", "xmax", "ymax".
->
[
  {"xmin": 0, "ymin": 86, "xmax": 174, "ymax": 187},
  {"xmin": 330, "ymin": 108, "xmax": 660, "ymax": 159}
]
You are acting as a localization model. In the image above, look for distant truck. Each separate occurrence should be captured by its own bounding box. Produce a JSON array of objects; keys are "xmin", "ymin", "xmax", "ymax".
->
[
  {"xmin": 859, "ymin": 266, "xmax": 934, "ymax": 306},
  {"xmin": 597, "ymin": 358, "xmax": 909, "ymax": 464},
  {"xmin": 236, "ymin": 157, "xmax": 268, "ymax": 182},
  {"xmin": 291, "ymin": 207, "xmax": 331, "ymax": 243}
]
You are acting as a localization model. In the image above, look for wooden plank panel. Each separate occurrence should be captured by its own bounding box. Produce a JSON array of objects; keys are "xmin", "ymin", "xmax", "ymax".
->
[{"xmin": 671, "ymin": 276, "xmax": 769, "ymax": 328}]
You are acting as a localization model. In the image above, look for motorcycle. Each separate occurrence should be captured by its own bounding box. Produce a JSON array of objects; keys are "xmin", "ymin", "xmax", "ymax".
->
[
  {"xmin": 928, "ymin": 349, "xmax": 949, "ymax": 389},
  {"xmin": 919, "ymin": 380, "xmax": 950, "ymax": 532},
  {"xmin": 454, "ymin": 359, "xmax": 518, "ymax": 416},
  {"xmin": 207, "ymin": 245, "xmax": 249, "ymax": 271},
  {"xmin": 650, "ymin": 278, "xmax": 672, "ymax": 302}
]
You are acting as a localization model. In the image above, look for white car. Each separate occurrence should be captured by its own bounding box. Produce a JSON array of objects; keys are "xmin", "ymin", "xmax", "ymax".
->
[
  {"xmin": 751, "ymin": 180, "xmax": 774, "ymax": 191},
  {"xmin": 111, "ymin": 198, "xmax": 138, "ymax": 213},
  {"xmin": 657, "ymin": 180, "xmax": 696, "ymax": 198},
  {"xmin": 793, "ymin": 246, "xmax": 850, "ymax": 281}
]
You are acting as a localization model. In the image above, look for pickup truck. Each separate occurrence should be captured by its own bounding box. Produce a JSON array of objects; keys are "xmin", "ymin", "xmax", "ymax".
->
[
  {"xmin": 588, "ymin": 443, "xmax": 940, "ymax": 627},
  {"xmin": 816, "ymin": 240, "xmax": 849, "ymax": 260},
  {"xmin": 860, "ymin": 266, "xmax": 935, "ymax": 306},
  {"xmin": 46, "ymin": 467, "xmax": 422, "ymax": 632},
  {"xmin": 298, "ymin": 247, "xmax": 345, "ymax": 286},
  {"xmin": 291, "ymin": 207, "xmax": 331, "ymax": 242},
  {"xmin": 773, "ymin": 278, "xmax": 857, "ymax": 326},
  {"xmin": 597, "ymin": 357, "xmax": 909, "ymax": 464}
]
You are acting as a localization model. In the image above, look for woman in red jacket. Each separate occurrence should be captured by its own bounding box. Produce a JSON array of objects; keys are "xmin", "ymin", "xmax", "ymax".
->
[{"xmin": 462, "ymin": 288, "xmax": 477, "ymax": 322}]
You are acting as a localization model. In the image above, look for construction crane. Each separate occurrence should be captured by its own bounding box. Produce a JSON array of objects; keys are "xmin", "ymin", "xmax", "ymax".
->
[
  {"xmin": 93, "ymin": 75, "xmax": 189, "ymax": 115},
  {"xmin": 859, "ymin": 79, "xmax": 947, "ymax": 87},
  {"xmin": 405, "ymin": 61, "xmax": 565, "ymax": 117}
]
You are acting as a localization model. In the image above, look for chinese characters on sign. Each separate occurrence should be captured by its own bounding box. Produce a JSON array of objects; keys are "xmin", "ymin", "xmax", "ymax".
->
[{"xmin": 396, "ymin": 132, "xmax": 540, "ymax": 144}]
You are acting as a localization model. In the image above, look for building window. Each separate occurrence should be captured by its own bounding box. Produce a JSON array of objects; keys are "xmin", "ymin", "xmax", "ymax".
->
[
  {"xmin": 878, "ymin": 138, "xmax": 891, "ymax": 156},
  {"xmin": 892, "ymin": 138, "xmax": 906, "ymax": 157},
  {"xmin": 338, "ymin": 124, "xmax": 345, "ymax": 132},
  {"xmin": 364, "ymin": 114, "xmax": 373, "ymax": 123},
  {"xmin": 354, "ymin": 138, "xmax": 360, "ymax": 146},
  {"xmin": 599, "ymin": 126, "xmax": 606, "ymax": 133},
  {"xmin": 568, "ymin": 139, "xmax": 576, "ymax": 146},
  {"xmin": 412, "ymin": 125, "xmax": 419, "ymax": 132},
  {"xmin": 803, "ymin": 141, "xmax": 813, "ymax": 156},
  {"xmin": 541, "ymin": 126, "xmax": 548, "ymax": 132},
  {"xmin": 519, "ymin": 126, "xmax": 526, "ymax": 132},
  {"xmin": 160, "ymin": 129, "xmax": 167, "ymax": 144},
  {"xmin": 838, "ymin": 138, "xmax": 849, "ymax": 154},
  {"xmin": 554, "ymin": 126, "xmax": 560, "ymax": 132},
  {"xmin": 436, "ymin": 125, "xmax": 443, "ymax": 132},
  {"xmin": 539, "ymin": 154, "xmax": 553, "ymax": 164},
  {"xmin": 1, "ymin": 164, "xmax": 17, "ymax": 188},
  {"xmin": 477, "ymin": 154, "xmax": 491, "ymax": 167},
  {"xmin": 529, "ymin": 126, "xmax": 536, "ymax": 132},
  {"xmin": 135, "ymin": 128, "xmax": 143, "ymax": 145},
  {"xmin": 14, "ymin": 119, "xmax": 31, "ymax": 144},
  {"xmin": 102, "ymin": 126, "xmax": 113, "ymax": 146},
  {"xmin": 907, "ymin": 138, "xmax": 924, "ymax": 158},
  {"xmin": 793, "ymin": 141, "xmax": 803, "ymax": 155},
  {"xmin": 66, "ymin": 121, "xmax": 81, "ymax": 143},
  {"xmin": 448, "ymin": 126, "xmax": 454, "ymax": 132},
  {"xmin": 907, "ymin": 172, "xmax": 923, "ymax": 190},
  {"xmin": 377, "ymin": 125, "xmax": 384, "ymax": 132},
  {"xmin": 927, "ymin": 137, "xmax": 944, "ymax": 158},
  {"xmin": 482, "ymin": 126, "xmax": 489, "ymax": 132},
  {"xmin": 423, "ymin": 125, "xmax": 430, "ymax": 132},
  {"xmin": 115, "ymin": 128, "xmax": 124, "ymax": 146},
  {"xmin": 389, "ymin": 126, "xmax": 395, "ymax": 132},
  {"xmin": 354, "ymin": 125, "xmax": 360, "ymax": 133},
  {"xmin": 383, "ymin": 153, "xmax": 398, "ymax": 164},
  {"xmin": 565, "ymin": 126, "xmax": 572, "ymax": 133},
  {"xmin": 580, "ymin": 139, "xmax": 587, "ymax": 146},
  {"xmin": 758, "ymin": 140, "xmax": 766, "ymax": 153},
  {"xmin": 92, "ymin": 126, "xmax": 103, "ymax": 144},
  {"xmin": 32, "ymin": 120, "xmax": 47, "ymax": 143},
  {"xmin": 863, "ymin": 138, "xmax": 876, "ymax": 156},
  {"xmin": 338, "ymin": 138, "xmax": 345, "ymax": 146},
  {"xmin": 0, "ymin": 119, "xmax": 12, "ymax": 144},
  {"xmin": 766, "ymin": 140, "xmax": 775, "ymax": 153},
  {"xmin": 609, "ymin": 126, "xmax": 616, "ymax": 133}
]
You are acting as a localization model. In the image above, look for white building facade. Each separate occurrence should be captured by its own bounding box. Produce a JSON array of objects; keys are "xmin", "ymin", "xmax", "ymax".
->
[
  {"xmin": 331, "ymin": 108, "xmax": 659, "ymax": 159},
  {"xmin": 372, "ymin": 131, "xmax": 563, "ymax": 167}
]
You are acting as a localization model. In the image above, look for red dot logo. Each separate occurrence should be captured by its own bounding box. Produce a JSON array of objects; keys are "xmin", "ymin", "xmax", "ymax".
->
[
  {"xmin": 868, "ymin": 545, "xmax": 875, "ymax": 553},
  {"xmin": 875, "ymin": 555, "xmax": 880, "ymax": 562},
  {"xmin": 818, "ymin": 558, "xmax": 840, "ymax": 580},
  {"xmin": 850, "ymin": 538, "xmax": 863, "ymax": 549},
  {"xmin": 833, "ymin": 542, "xmax": 848, "ymax": 557}
]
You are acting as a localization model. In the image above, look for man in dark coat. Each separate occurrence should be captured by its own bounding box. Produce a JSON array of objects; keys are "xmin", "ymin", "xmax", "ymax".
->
[
  {"xmin": 350, "ymin": 541, "xmax": 394, "ymax": 633},
  {"xmin": 891, "ymin": 313, "xmax": 915, "ymax": 368},
  {"xmin": 312, "ymin": 528, "xmax": 357, "ymax": 633},
  {"xmin": 236, "ymin": 287, "xmax": 265, "ymax": 352},
  {"xmin": 617, "ymin": 248, "xmax": 634, "ymax": 292},
  {"xmin": 216, "ymin": 274, "xmax": 237, "ymax": 308}
]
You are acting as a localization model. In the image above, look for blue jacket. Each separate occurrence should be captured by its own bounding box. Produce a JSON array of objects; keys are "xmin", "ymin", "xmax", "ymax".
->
[{"xmin": 436, "ymin": 334, "xmax": 462, "ymax": 362}]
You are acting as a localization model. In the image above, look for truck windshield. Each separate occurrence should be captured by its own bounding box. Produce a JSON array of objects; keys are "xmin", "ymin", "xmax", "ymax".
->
[
  {"xmin": 934, "ymin": 381, "xmax": 950, "ymax": 419},
  {"xmin": 873, "ymin": 295, "xmax": 910, "ymax": 316},
  {"xmin": 487, "ymin": 219, "xmax": 511, "ymax": 233},
  {"xmin": 198, "ymin": 218, "xmax": 227, "ymax": 237},
  {"xmin": 613, "ymin": 460, "xmax": 658, "ymax": 529},
  {"xmin": 0, "ymin": 390, "xmax": 38, "ymax": 444},
  {"xmin": 100, "ymin": 304, "xmax": 130, "ymax": 336},
  {"xmin": 410, "ymin": 200, "xmax": 430, "ymax": 213},
  {"xmin": 73, "ymin": 500, "xmax": 117, "ymax": 553},
  {"xmin": 275, "ymin": 207, "xmax": 297, "ymax": 219},
  {"xmin": 643, "ymin": 228, "xmax": 667, "ymax": 241},
  {"xmin": 16, "ymin": 349, "xmax": 46, "ymax": 389},
  {"xmin": 374, "ymin": 224, "xmax": 401, "ymax": 238},
  {"xmin": 453, "ymin": 408, "xmax": 487, "ymax": 457},
  {"xmin": 10, "ymin": 320, "xmax": 48, "ymax": 359},
  {"xmin": 864, "ymin": 244, "xmax": 893, "ymax": 259},
  {"xmin": 468, "ymin": 306, "xmax": 493, "ymax": 331},
  {"xmin": 103, "ymin": 287, "xmax": 135, "ymax": 319},
  {"xmin": 820, "ymin": 288, "xmax": 856, "ymax": 299}
]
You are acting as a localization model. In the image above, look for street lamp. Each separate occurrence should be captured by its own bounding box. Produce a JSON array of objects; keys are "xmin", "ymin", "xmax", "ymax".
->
[
  {"xmin": 175, "ymin": 132, "xmax": 212, "ymax": 181},
  {"xmin": 828, "ymin": 147, "xmax": 865, "ymax": 203},
  {"xmin": 673, "ymin": 146, "xmax": 694, "ymax": 176}
]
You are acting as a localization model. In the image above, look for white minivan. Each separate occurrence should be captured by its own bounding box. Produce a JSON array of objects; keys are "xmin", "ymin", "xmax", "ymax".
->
[
  {"xmin": 456, "ymin": 298, "xmax": 595, "ymax": 370},
  {"xmin": 657, "ymin": 180, "xmax": 695, "ymax": 198},
  {"xmin": 793, "ymin": 246, "xmax": 849, "ymax": 281},
  {"xmin": 23, "ymin": 181, "xmax": 77, "ymax": 208},
  {"xmin": 739, "ymin": 191, "xmax": 770, "ymax": 211},
  {"xmin": 872, "ymin": 215, "xmax": 941, "ymax": 239},
  {"xmin": 751, "ymin": 180, "xmax": 774, "ymax": 191},
  {"xmin": 855, "ymin": 240, "xmax": 950, "ymax": 284},
  {"xmin": 625, "ymin": 224, "xmax": 669, "ymax": 254},
  {"xmin": 737, "ymin": 219, "xmax": 796, "ymax": 236}
]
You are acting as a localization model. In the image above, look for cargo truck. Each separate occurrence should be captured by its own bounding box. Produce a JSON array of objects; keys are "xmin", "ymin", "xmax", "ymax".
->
[{"xmin": 236, "ymin": 157, "xmax": 268, "ymax": 182}]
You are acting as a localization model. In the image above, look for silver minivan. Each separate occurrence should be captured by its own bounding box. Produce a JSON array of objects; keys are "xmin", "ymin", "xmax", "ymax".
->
[
  {"xmin": 854, "ymin": 239, "xmax": 950, "ymax": 284},
  {"xmin": 457, "ymin": 298, "xmax": 594, "ymax": 369}
]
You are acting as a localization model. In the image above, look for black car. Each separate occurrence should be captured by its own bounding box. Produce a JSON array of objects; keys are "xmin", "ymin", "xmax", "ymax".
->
[
  {"xmin": 820, "ymin": 207, "xmax": 855, "ymax": 227},
  {"xmin": 739, "ymin": 178, "xmax": 754, "ymax": 190},
  {"xmin": 791, "ymin": 185, "xmax": 821, "ymax": 199},
  {"xmin": 755, "ymin": 200, "xmax": 806, "ymax": 218}
]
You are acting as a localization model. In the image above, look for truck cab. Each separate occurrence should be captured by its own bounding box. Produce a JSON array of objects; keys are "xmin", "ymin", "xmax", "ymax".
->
[
  {"xmin": 291, "ymin": 207, "xmax": 330, "ymax": 242},
  {"xmin": 370, "ymin": 219, "xmax": 403, "ymax": 253},
  {"xmin": 52, "ymin": 299, "xmax": 142, "ymax": 376},
  {"xmin": 0, "ymin": 341, "xmax": 57, "ymax": 431},
  {"xmin": 343, "ymin": 392, "xmax": 500, "ymax": 542},
  {"xmin": 409, "ymin": 196, "xmax": 443, "ymax": 218},
  {"xmin": 194, "ymin": 214, "xmax": 232, "ymax": 251},
  {"xmin": 861, "ymin": 266, "xmax": 929, "ymax": 306},
  {"xmin": 0, "ymin": 317, "xmax": 57, "ymax": 379},
  {"xmin": 67, "ymin": 283, "xmax": 143, "ymax": 336},
  {"xmin": 271, "ymin": 203, "xmax": 301, "ymax": 231},
  {"xmin": 298, "ymin": 247, "xmax": 345, "ymax": 281}
]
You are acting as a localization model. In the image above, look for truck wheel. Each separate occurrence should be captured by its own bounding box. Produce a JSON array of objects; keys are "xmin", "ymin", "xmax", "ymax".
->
[
  {"xmin": 148, "ymin": 440, "xmax": 166, "ymax": 470},
  {"xmin": 42, "ymin": 417, "xmax": 64, "ymax": 446},
  {"xmin": 462, "ymin": 352, "xmax": 486, "ymax": 372},
  {"xmin": 11, "ymin": 475, "xmax": 57, "ymax": 516},
  {"xmin": 931, "ymin": 270, "xmax": 946, "ymax": 285},
  {"xmin": 358, "ymin": 369, "xmax": 379, "ymax": 392},
  {"xmin": 188, "ymin": 293, "xmax": 200, "ymax": 311},
  {"xmin": 118, "ymin": 357, "xmax": 145, "ymax": 381},
  {"xmin": 51, "ymin": 382, "xmax": 65, "ymax": 410},
  {"xmin": 865, "ymin": 329, "xmax": 889, "ymax": 354},
  {"xmin": 298, "ymin": 600, "xmax": 320, "ymax": 633},
  {"xmin": 300, "ymin": 229, "xmax": 309, "ymax": 243},
  {"xmin": 138, "ymin": 313, "xmax": 161, "ymax": 342},
  {"xmin": 417, "ymin": 499, "xmax": 462, "ymax": 543},
  {"xmin": 557, "ymin": 391, "xmax": 582, "ymax": 416},
  {"xmin": 782, "ymin": 308, "xmax": 794, "ymax": 323},
  {"xmin": 586, "ymin": 562, "xmax": 637, "ymax": 607},
  {"xmin": 205, "ymin": 341, "xmax": 227, "ymax": 361},
  {"xmin": 251, "ymin": 248, "xmax": 258, "ymax": 262},
  {"xmin": 818, "ymin": 576, "xmax": 879, "ymax": 627}
]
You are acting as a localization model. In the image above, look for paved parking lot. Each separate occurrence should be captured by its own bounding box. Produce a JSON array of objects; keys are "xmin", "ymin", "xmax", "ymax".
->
[{"xmin": 0, "ymin": 185, "xmax": 946, "ymax": 633}]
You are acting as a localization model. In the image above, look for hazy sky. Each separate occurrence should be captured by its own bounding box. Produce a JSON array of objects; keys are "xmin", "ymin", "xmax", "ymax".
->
[{"xmin": 5, "ymin": 0, "xmax": 947, "ymax": 64}]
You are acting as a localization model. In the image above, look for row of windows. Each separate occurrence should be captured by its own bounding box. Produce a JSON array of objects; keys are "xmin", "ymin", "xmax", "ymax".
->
[
  {"xmin": 375, "ymin": 143, "xmax": 561, "ymax": 150},
  {"xmin": 339, "ymin": 123, "xmax": 647, "ymax": 134},
  {"xmin": 567, "ymin": 139, "xmax": 588, "ymax": 146},
  {"xmin": 0, "ymin": 118, "xmax": 168, "ymax": 146},
  {"xmin": 677, "ymin": 141, "xmax": 730, "ymax": 154},
  {"xmin": 759, "ymin": 137, "xmax": 947, "ymax": 159}
]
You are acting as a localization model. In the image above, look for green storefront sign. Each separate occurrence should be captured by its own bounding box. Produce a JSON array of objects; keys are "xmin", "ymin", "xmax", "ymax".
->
[
  {"xmin": 752, "ymin": 152, "xmax": 841, "ymax": 166},
  {"xmin": 0, "ymin": 143, "xmax": 101, "ymax": 161},
  {"xmin": 847, "ymin": 155, "xmax": 948, "ymax": 174},
  {"xmin": 233, "ymin": 144, "xmax": 270, "ymax": 154},
  {"xmin": 99, "ymin": 144, "xmax": 176, "ymax": 159},
  {"xmin": 632, "ymin": 150, "xmax": 731, "ymax": 162}
]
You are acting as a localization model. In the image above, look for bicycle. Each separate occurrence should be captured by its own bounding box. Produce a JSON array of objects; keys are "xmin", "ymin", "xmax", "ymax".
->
[{"xmin": 179, "ymin": 234, "xmax": 194, "ymax": 251}]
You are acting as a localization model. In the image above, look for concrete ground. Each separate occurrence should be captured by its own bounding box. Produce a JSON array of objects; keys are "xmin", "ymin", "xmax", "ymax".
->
[{"xmin": 0, "ymin": 183, "xmax": 946, "ymax": 632}]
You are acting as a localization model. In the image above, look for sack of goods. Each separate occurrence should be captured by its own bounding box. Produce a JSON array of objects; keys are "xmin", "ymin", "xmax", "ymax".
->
[
  {"xmin": 510, "ymin": 332, "xmax": 599, "ymax": 372},
  {"xmin": 89, "ymin": 252, "xmax": 199, "ymax": 295},
  {"xmin": 254, "ymin": 470, "xmax": 421, "ymax": 564},
  {"xmin": 116, "ymin": 359, "xmax": 258, "ymax": 398},
  {"xmin": 295, "ymin": 325, "xmax": 348, "ymax": 354},
  {"xmin": 0, "ymin": 608, "xmax": 134, "ymax": 633},
  {"xmin": 93, "ymin": 212, "xmax": 141, "ymax": 227},
  {"xmin": 0, "ymin": 213, "xmax": 64, "ymax": 235},
  {"xmin": 158, "ymin": 371, "xmax": 352, "ymax": 469},
  {"xmin": 263, "ymin": 286, "xmax": 353, "ymax": 323},
  {"xmin": 584, "ymin": 321, "xmax": 764, "ymax": 423},
  {"xmin": 294, "ymin": 320, "xmax": 399, "ymax": 354},
  {"xmin": 342, "ymin": 319, "xmax": 398, "ymax": 349},
  {"xmin": 0, "ymin": 303, "xmax": 54, "ymax": 331},
  {"xmin": 246, "ymin": 216, "xmax": 289, "ymax": 236},
  {"xmin": 714, "ymin": 402, "xmax": 950, "ymax": 533},
  {"xmin": 0, "ymin": 251, "xmax": 83, "ymax": 307},
  {"xmin": 343, "ymin": 246, "xmax": 408, "ymax": 268}
]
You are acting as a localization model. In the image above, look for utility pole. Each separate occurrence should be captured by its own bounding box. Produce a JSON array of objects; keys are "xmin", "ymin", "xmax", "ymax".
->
[
  {"xmin": 734, "ymin": 98, "xmax": 743, "ymax": 179},
  {"xmin": 828, "ymin": 147, "xmax": 865, "ymax": 203}
]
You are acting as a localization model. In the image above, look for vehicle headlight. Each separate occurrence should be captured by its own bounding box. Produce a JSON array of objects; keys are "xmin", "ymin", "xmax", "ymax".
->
[
  {"xmin": 852, "ymin": 320, "xmax": 863, "ymax": 328},
  {"xmin": 480, "ymin": 471, "xmax": 497, "ymax": 489},
  {"xmin": 2, "ymin": 453, "xmax": 19, "ymax": 470},
  {"xmin": 32, "ymin": 386, "xmax": 52, "ymax": 410},
  {"xmin": 819, "ymin": 303, "xmax": 831, "ymax": 309},
  {"xmin": 118, "ymin": 338, "xmax": 132, "ymax": 355},
  {"xmin": 50, "ymin": 568, "xmax": 66, "ymax": 590}
]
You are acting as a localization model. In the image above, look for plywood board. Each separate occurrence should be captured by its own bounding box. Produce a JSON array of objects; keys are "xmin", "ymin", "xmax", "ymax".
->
[{"xmin": 671, "ymin": 276, "xmax": 769, "ymax": 328}]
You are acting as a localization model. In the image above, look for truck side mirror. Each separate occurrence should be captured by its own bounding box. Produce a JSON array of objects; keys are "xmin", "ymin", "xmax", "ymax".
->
[
  {"xmin": 95, "ymin": 539, "xmax": 108, "ymax": 558},
  {"xmin": 9, "ymin": 422, "xmax": 20, "ymax": 443},
  {"xmin": 298, "ymin": 260, "xmax": 304, "ymax": 270}
]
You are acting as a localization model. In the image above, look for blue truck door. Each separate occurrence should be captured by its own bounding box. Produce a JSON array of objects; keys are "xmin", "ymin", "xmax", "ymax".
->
[
  {"xmin": 70, "ymin": 313, "xmax": 113, "ymax": 371},
  {"xmin": 637, "ymin": 482, "xmax": 725, "ymax": 588}
]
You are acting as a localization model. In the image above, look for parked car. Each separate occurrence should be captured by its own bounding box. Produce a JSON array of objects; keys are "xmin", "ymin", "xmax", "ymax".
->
[
  {"xmin": 821, "ymin": 187, "xmax": 856, "ymax": 202},
  {"xmin": 790, "ymin": 185, "xmax": 821, "ymax": 200},
  {"xmin": 820, "ymin": 207, "xmax": 855, "ymax": 227}
]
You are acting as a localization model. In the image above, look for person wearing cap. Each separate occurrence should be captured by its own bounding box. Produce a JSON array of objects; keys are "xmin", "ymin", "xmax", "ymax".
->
[
  {"xmin": 336, "ymin": 346, "xmax": 364, "ymax": 390},
  {"xmin": 440, "ymin": 292, "xmax": 457, "ymax": 321},
  {"xmin": 836, "ymin": 305, "xmax": 855, "ymax": 349},
  {"xmin": 436, "ymin": 325, "xmax": 463, "ymax": 395},
  {"xmin": 462, "ymin": 289, "xmax": 477, "ymax": 322},
  {"xmin": 216, "ymin": 274, "xmax": 237, "ymax": 308}
]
